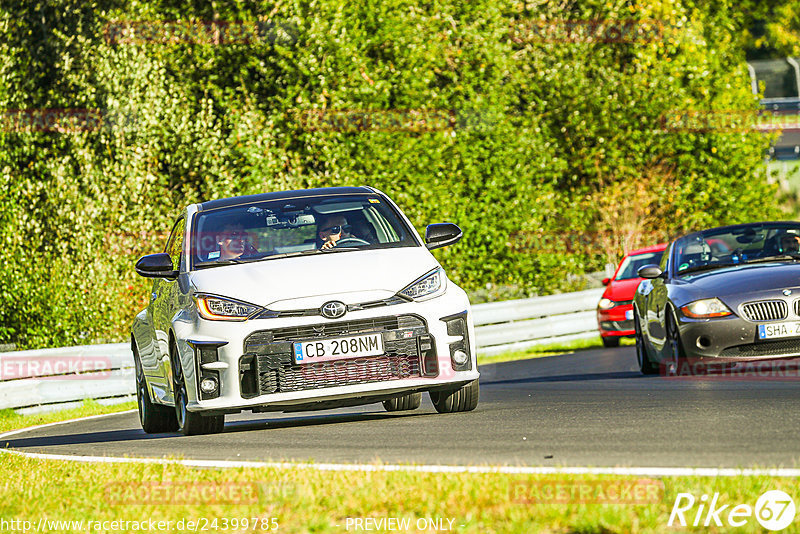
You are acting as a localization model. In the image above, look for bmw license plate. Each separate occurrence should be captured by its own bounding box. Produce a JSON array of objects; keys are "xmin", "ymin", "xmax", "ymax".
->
[
  {"xmin": 758, "ymin": 322, "xmax": 800, "ymax": 340},
  {"xmin": 293, "ymin": 333, "xmax": 384, "ymax": 364}
]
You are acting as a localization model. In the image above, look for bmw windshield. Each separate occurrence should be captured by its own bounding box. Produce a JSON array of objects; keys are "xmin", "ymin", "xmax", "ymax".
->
[
  {"xmin": 191, "ymin": 194, "xmax": 418, "ymax": 269},
  {"xmin": 674, "ymin": 222, "xmax": 800, "ymax": 276}
]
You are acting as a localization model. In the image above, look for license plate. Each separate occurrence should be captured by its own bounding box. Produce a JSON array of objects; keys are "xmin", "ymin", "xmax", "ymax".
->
[
  {"xmin": 292, "ymin": 333, "xmax": 384, "ymax": 364},
  {"xmin": 625, "ymin": 309, "xmax": 634, "ymax": 321},
  {"xmin": 758, "ymin": 322, "xmax": 800, "ymax": 340}
]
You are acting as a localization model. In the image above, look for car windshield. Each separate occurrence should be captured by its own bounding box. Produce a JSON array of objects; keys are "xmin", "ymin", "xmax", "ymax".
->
[
  {"xmin": 674, "ymin": 222, "xmax": 800, "ymax": 275},
  {"xmin": 191, "ymin": 194, "xmax": 418, "ymax": 268},
  {"xmin": 615, "ymin": 251, "xmax": 664, "ymax": 280}
]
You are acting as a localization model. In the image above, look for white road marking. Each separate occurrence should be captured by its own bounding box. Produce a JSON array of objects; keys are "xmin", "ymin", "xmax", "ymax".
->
[{"xmin": 2, "ymin": 411, "xmax": 799, "ymax": 477}]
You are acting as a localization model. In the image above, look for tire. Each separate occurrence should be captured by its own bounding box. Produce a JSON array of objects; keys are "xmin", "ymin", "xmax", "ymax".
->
[
  {"xmin": 602, "ymin": 337, "xmax": 620, "ymax": 348},
  {"xmin": 430, "ymin": 380, "xmax": 479, "ymax": 413},
  {"xmin": 383, "ymin": 392, "xmax": 421, "ymax": 412},
  {"xmin": 634, "ymin": 313, "xmax": 659, "ymax": 375},
  {"xmin": 171, "ymin": 342, "xmax": 225, "ymax": 435},
  {"xmin": 666, "ymin": 310, "xmax": 691, "ymax": 376},
  {"xmin": 134, "ymin": 342, "xmax": 178, "ymax": 433}
]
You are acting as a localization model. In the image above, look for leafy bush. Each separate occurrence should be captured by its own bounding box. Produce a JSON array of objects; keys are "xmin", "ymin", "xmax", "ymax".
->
[{"xmin": 0, "ymin": 0, "xmax": 783, "ymax": 348}]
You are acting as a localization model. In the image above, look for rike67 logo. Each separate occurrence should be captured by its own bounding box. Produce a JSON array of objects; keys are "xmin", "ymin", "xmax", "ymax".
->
[{"xmin": 669, "ymin": 490, "xmax": 795, "ymax": 531}]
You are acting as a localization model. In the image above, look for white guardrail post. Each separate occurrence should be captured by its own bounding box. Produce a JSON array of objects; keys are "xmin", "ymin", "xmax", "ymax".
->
[{"xmin": 0, "ymin": 289, "xmax": 605, "ymax": 411}]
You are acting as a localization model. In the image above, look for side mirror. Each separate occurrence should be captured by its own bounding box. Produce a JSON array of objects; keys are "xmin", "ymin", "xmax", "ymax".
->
[
  {"xmin": 135, "ymin": 253, "xmax": 178, "ymax": 279},
  {"xmin": 602, "ymin": 277, "xmax": 611, "ymax": 286},
  {"xmin": 637, "ymin": 264, "xmax": 664, "ymax": 280},
  {"xmin": 425, "ymin": 223, "xmax": 463, "ymax": 250}
]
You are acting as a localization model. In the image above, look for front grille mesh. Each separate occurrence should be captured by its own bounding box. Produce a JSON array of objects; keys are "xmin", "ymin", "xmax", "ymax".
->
[
  {"xmin": 741, "ymin": 300, "xmax": 788, "ymax": 322},
  {"xmin": 719, "ymin": 339, "xmax": 800, "ymax": 359},
  {"xmin": 256, "ymin": 351, "xmax": 420, "ymax": 393},
  {"xmin": 241, "ymin": 315, "xmax": 428, "ymax": 396}
]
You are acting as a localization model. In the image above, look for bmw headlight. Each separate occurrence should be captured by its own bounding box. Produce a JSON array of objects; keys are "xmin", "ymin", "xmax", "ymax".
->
[
  {"xmin": 680, "ymin": 298, "xmax": 732, "ymax": 319},
  {"xmin": 598, "ymin": 298, "xmax": 616, "ymax": 310},
  {"xmin": 399, "ymin": 268, "xmax": 446, "ymax": 301},
  {"xmin": 195, "ymin": 294, "xmax": 262, "ymax": 321}
]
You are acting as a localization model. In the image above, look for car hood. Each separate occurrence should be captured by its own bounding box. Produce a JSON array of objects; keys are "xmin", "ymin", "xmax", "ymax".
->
[
  {"xmin": 189, "ymin": 247, "xmax": 439, "ymax": 308},
  {"xmin": 676, "ymin": 262, "xmax": 800, "ymax": 296},
  {"xmin": 602, "ymin": 278, "xmax": 642, "ymax": 302}
]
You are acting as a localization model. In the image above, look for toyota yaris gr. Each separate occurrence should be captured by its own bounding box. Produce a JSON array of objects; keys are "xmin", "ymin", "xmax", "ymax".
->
[{"xmin": 131, "ymin": 187, "xmax": 479, "ymax": 435}]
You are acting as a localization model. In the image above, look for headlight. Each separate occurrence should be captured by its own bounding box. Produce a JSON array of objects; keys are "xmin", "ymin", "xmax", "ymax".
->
[
  {"xmin": 195, "ymin": 295, "xmax": 262, "ymax": 321},
  {"xmin": 399, "ymin": 268, "xmax": 446, "ymax": 301},
  {"xmin": 680, "ymin": 298, "xmax": 732, "ymax": 319},
  {"xmin": 598, "ymin": 298, "xmax": 616, "ymax": 310}
]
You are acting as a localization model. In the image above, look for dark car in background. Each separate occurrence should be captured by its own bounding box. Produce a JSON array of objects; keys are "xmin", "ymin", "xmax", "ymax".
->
[
  {"xmin": 633, "ymin": 221, "xmax": 800, "ymax": 375},
  {"xmin": 597, "ymin": 244, "xmax": 667, "ymax": 347}
]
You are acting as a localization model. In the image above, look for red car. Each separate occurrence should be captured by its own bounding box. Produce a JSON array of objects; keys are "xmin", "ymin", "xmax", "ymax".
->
[{"xmin": 597, "ymin": 243, "xmax": 667, "ymax": 347}]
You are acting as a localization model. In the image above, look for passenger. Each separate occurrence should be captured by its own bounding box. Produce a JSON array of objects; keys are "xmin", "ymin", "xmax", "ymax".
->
[
  {"xmin": 779, "ymin": 232, "xmax": 800, "ymax": 254},
  {"xmin": 317, "ymin": 215, "xmax": 351, "ymax": 249}
]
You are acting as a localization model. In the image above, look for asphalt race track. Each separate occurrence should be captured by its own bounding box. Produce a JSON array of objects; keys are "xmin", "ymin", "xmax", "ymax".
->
[{"xmin": 4, "ymin": 347, "xmax": 800, "ymax": 469}]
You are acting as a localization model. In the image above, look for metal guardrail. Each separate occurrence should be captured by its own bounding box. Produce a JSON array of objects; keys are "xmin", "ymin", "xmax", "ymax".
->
[
  {"xmin": 473, "ymin": 288, "xmax": 605, "ymax": 355},
  {"xmin": 0, "ymin": 289, "xmax": 605, "ymax": 411}
]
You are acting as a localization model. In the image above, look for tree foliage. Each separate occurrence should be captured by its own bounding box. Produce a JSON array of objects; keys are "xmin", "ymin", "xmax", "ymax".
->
[{"xmin": 0, "ymin": 0, "xmax": 782, "ymax": 348}]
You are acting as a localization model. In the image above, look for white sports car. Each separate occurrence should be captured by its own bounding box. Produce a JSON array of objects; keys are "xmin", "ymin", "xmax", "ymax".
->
[{"xmin": 131, "ymin": 186, "xmax": 479, "ymax": 435}]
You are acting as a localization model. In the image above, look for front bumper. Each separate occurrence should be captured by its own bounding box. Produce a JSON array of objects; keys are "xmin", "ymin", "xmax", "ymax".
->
[
  {"xmin": 676, "ymin": 313, "xmax": 800, "ymax": 362},
  {"xmin": 172, "ymin": 285, "xmax": 479, "ymax": 413},
  {"xmin": 597, "ymin": 304, "xmax": 634, "ymax": 337}
]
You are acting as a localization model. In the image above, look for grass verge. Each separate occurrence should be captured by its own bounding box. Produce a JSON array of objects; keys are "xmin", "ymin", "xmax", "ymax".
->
[
  {"xmin": 1, "ymin": 401, "xmax": 798, "ymax": 532},
  {"xmin": 478, "ymin": 336, "xmax": 635, "ymax": 366}
]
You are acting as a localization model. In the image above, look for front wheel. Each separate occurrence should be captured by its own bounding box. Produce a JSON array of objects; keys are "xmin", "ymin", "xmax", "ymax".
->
[
  {"xmin": 172, "ymin": 343, "xmax": 224, "ymax": 435},
  {"xmin": 634, "ymin": 314, "xmax": 659, "ymax": 375},
  {"xmin": 383, "ymin": 392, "xmax": 421, "ymax": 412},
  {"xmin": 666, "ymin": 310, "xmax": 691, "ymax": 376},
  {"xmin": 602, "ymin": 337, "xmax": 620, "ymax": 348},
  {"xmin": 430, "ymin": 380, "xmax": 479, "ymax": 413},
  {"xmin": 134, "ymin": 343, "xmax": 178, "ymax": 433}
]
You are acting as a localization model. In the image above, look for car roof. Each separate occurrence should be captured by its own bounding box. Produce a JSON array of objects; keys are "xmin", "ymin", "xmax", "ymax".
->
[
  {"xmin": 197, "ymin": 186, "xmax": 375, "ymax": 211},
  {"xmin": 625, "ymin": 243, "xmax": 668, "ymax": 256}
]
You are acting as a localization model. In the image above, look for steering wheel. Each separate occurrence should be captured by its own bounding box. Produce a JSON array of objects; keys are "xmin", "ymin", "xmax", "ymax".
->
[{"xmin": 335, "ymin": 237, "xmax": 370, "ymax": 247}]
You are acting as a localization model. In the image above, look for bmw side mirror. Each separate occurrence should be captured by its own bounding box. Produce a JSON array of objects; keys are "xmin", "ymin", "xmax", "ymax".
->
[
  {"xmin": 135, "ymin": 253, "xmax": 178, "ymax": 280},
  {"xmin": 602, "ymin": 277, "xmax": 611, "ymax": 286},
  {"xmin": 637, "ymin": 264, "xmax": 663, "ymax": 279},
  {"xmin": 425, "ymin": 223, "xmax": 463, "ymax": 250}
]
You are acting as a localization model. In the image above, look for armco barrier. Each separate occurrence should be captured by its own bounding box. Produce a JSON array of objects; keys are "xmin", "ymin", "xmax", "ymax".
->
[
  {"xmin": 0, "ymin": 289, "xmax": 605, "ymax": 411},
  {"xmin": 473, "ymin": 288, "xmax": 605, "ymax": 355}
]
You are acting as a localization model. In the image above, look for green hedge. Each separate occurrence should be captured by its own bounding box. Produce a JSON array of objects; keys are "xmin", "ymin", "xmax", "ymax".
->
[{"xmin": 0, "ymin": 0, "xmax": 782, "ymax": 349}]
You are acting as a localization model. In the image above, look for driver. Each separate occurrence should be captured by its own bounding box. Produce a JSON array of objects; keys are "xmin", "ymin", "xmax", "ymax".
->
[
  {"xmin": 780, "ymin": 232, "xmax": 800, "ymax": 254},
  {"xmin": 317, "ymin": 215, "xmax": 351, "ymax": 249}
]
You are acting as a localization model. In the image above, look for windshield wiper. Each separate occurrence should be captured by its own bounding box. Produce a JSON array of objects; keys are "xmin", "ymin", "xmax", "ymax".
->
[
  {"xmin": 195, "ymin": 250, "xmax": 322, "ymax": 268},
  {"xmin": 678, "ymin": 262, "xmax": 738, "ymax": 275},
  {"xmin": 195, "ymin": 258, "xmax": 253, "ymax": 269},
  {"xmin": 744, "ymin": 254, "xmax": 800, "ymax": 264},
  {"xmin": 319, "ymin": 246, "xmax": 361, "ymax": 253}
]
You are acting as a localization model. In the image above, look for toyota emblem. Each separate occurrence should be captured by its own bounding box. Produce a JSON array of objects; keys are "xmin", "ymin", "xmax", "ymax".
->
[{"xmin": 320, "ymin": 301, "xmax": 346, "ymax": 319}]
